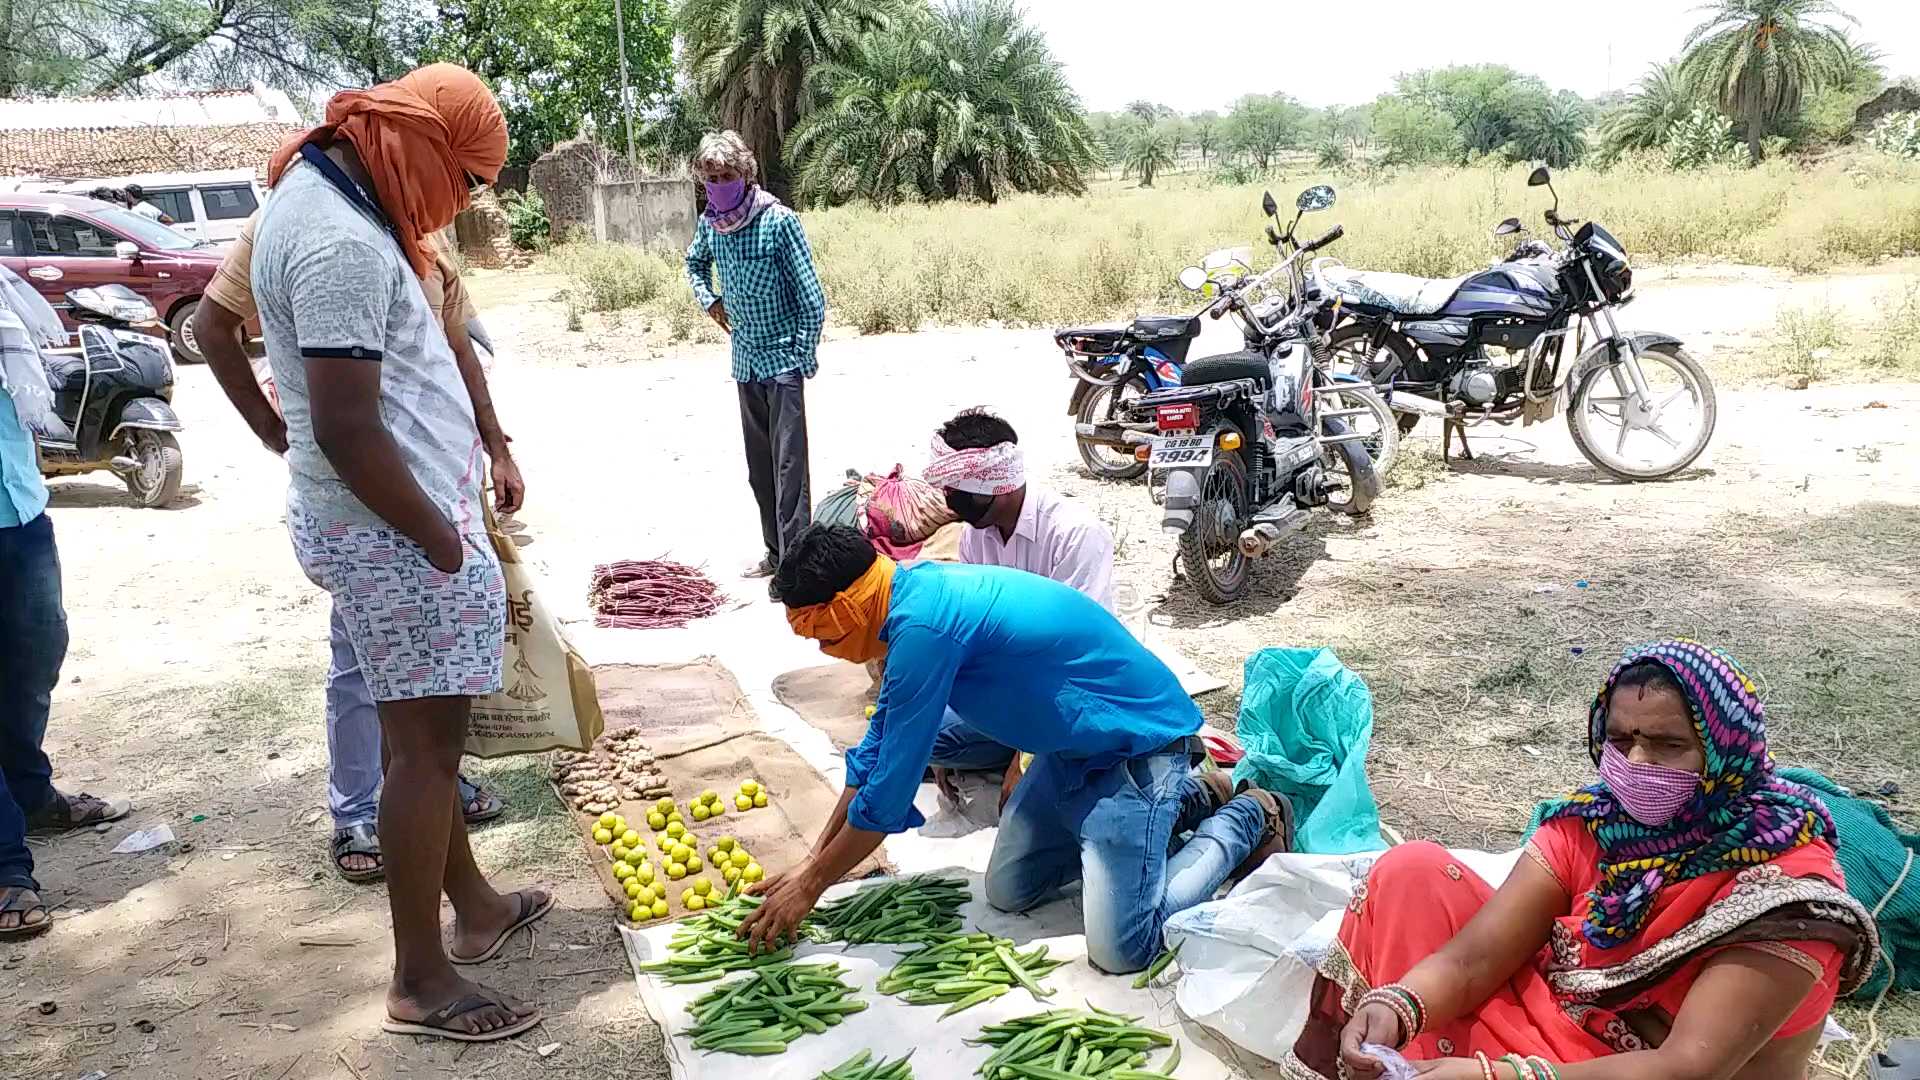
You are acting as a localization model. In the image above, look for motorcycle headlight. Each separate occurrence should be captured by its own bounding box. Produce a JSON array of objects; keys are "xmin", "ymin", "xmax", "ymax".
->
[{"xmin": 68, "ymin": 286, "xmax": 156, "ymax": 323}]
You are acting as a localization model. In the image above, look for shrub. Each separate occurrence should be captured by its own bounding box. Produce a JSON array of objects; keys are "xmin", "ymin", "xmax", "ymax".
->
[
  {"xmin": 1865, "ymin": 281, "xmax": 1920, "ymax": 371},
  {"xmin": 500, "ymin": 189, "xmax": 551, "ymax": 251},
  {"xmin": 1869, "ymin": 112, "xmax": 1920, "ymax": 159},
  {"xmin": 1770, "ymin": 304, "xmax": 1845, "ymax": 381},
  {"xmin": 549, "ymin": 241, "xmax": 679, "ymax": 312},
  {"xmin": 1665, "ymin": 108, "xmax": 1739, "ymax": 171}
]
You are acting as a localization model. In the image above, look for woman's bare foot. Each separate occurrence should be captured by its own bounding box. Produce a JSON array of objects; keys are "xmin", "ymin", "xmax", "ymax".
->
[{"xmin": 386, "ymin": 972, "xmax": 538, "ymax": 1039}]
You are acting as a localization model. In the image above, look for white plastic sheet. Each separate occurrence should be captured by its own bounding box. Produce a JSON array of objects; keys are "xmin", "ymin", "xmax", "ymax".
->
[{"xmin": 621, "ymin": 870, "xmax": 1246, "ymax": 1080}]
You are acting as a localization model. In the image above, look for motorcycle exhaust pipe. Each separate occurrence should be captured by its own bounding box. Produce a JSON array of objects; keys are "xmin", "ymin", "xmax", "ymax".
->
[
  {"xmin": 1238, "ymin": 523, "xmax": 1285, "ymax": 558},
  {"xmin": 1389, "ymin": 393, "xmax": 1453, "ymax": 418},
  {"xmin": 1073, "ymin": 422, "xmax": 1153, "ymax": 448},
  {"xmin": 1161, "ymin": 468, "xmax": 1201, "ymax": 536},
  {"xmin": 110, "ymin": 455, "xmax": 140, "ymax": 470}
]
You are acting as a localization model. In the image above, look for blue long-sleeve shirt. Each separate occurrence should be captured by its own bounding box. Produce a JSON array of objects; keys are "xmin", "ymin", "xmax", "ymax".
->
[
  {"xmin": 842, "ymin": 563, "xmax": 1201, "ymax": 834},
  {"xmin": 684, "ymin": 205, "xmax": 826, "ymax": 383}
]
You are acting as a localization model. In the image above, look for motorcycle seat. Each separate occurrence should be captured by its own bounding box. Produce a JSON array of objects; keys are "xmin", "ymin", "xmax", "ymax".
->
[
  {"xmin": 1129, "ymin": 314, "xmax": 1201, "ymax": 342},
  {"xmin": 1319, "ymin": 265, "xmax": 1469, "ymax": 317},
  {"xmin": 1181, "ymin": 351, "xmax": 1270, "ymax": 389},
  {"xmin": 43, "ymin": 355, "xmax": 90, "ymax": 392}
]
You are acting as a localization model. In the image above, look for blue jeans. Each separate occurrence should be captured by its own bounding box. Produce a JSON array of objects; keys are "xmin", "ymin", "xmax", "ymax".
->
[
  {"xmin": 325, "ymin": 606, "xmax": 381, "ymax": 829},
  {"xmin": 984, "ymin": 747, "xmax": 1264, "ymax": 974},
  {"xmin": 0, "ymin": 513, "xmax": 68, "ymax": 890},
  {"xmin": 929, "ymin": 709, "xmax": 1016, "ymax": 772}
]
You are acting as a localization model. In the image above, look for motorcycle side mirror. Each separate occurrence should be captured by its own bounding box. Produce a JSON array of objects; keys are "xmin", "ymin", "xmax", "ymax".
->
[
  {"xmin": 1176, "ymin": 266, "xmax": 1208, "ymax": 292},
  {"xmin": 1296, "ymin": 184, "xmax": 1336, "ymax": 212},
  {"xmin": 1261, "ymin": 191, "xmax": 1278, "ymax": 218},
  {"xmin": 113, "ymin": 241, "xmax": 139, "ymax": 261},
  {"xmin": 1527, "ymin": 166, "xmax": 1552, "ymax": 187},
  {"xmin": 1493, "ymin": 218, "xmax": 1522, "ymax": 236}
]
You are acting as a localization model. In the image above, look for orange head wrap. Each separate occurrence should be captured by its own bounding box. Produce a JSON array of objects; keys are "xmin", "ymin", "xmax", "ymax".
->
[
  {"xmin": 785, "ymin": 555, "xmax": 896, "ymax": 664},
  {"xmin": 266, "ymin": 63, "xmax": 508, "ymax": 279}
]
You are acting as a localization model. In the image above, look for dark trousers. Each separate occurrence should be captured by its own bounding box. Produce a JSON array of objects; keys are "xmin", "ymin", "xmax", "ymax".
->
[
  {"xmin": 0, "ymin": 512, "xmax": 66, "ymax": 890},
  {"xmin": 737, "ymin": 374, "xmax": 811, "ymax": 562}
]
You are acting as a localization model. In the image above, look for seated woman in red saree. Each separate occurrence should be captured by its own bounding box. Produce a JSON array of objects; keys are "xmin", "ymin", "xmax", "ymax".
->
[{"xmin": 1286, "ymin": 640, "xmax": 1878, "ymax": 1080}]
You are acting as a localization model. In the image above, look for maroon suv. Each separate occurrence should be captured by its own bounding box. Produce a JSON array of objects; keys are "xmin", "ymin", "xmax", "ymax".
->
[{"xmin": 0, "ymin": 192, "xmax": 234, "ymax": 363}]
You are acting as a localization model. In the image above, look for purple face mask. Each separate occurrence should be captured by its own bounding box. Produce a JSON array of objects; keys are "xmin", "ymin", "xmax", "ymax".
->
[
  {"xmin": 704, "ymin": 178, "xmax": 747, "ymax": 214},
  {"xmin": 1598, "ymin": 742, "xmax": 1700, "ymax": 827}
]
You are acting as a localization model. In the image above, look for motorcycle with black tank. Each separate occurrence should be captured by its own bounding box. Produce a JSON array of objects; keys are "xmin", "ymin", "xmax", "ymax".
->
[
  {"xmin": 35, "ymin": 284, "xmax": 185, "ymax": 507},
  {"xmin": 1125, "ymin": 185, "xmax": 1388, "ymax": 606},
  {"xmin": 1320, "ymin": 166, "xmax": 1715, "ymax": 481}
]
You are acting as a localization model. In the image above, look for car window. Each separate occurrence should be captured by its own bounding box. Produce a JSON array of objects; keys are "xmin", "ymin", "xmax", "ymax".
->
[
  {"xmin": 83, "ymin": 206, "xmax": 198, "ymax": 251},
  {"xmin": 147, "ymin": 188, "xmax": 194, "ymax": 223},
  {"xmin": 198, "ymin": 184, "xmax": 258, "ymax": 221},
  {"xmin": 0, "ymin": 210, "xmax": 18, "ymax": 257},
  {"xmin": 20, "ymin": 210, "xmax": 123, "ymax": 256}
]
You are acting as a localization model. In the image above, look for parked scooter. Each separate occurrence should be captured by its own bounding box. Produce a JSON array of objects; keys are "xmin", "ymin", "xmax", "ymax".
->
[{"xmin": 36, "ymin": 285, "xmax": 184, "ymax": 507}]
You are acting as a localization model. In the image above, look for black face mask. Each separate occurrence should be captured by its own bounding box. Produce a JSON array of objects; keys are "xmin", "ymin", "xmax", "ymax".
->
[{"xmin": 945, "ymin": 489, "xmax": 995, "ymax": 527}]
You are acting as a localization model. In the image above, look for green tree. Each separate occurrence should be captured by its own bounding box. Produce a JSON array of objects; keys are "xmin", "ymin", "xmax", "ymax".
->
[
  {"xmin": 1371, "ymin": 94, "xmax": 1461, "ymax": 165},
  {"xmin": 785, "ymin": 0, "xmax": 1095, "ymax": 206},
  {"xmin": 1222, "ymin": 92, "xmax": 1306, "ymax": 170},
  {"xmin": 426, "ymin": 0, "xmax": 674, "ymax": 167},
  {"xmin": 1123, "ymin": 124, "xmax": 1176, "ymax": 186},
  {"xmin": 1601, "ymin": 61, "xmax": 1700, "ymax": 156},
  {"xmin": 1680, "ymin": 0, "xmax": 1855, "ymax": 163},
  {"xmin": 1188, "ymin": 110, "xmax": 1220, "ymax": 164},
  {"xmin": 1511, "ymin": 91, "xmax": 1591, "ymax": 167},
  {"xmin": 1395, "ymin": 64, "xmax": 1554, "ymax": 159},
  {"xmin": 677, "ymin": 0, "xmax": 897, "ymax": 199}
]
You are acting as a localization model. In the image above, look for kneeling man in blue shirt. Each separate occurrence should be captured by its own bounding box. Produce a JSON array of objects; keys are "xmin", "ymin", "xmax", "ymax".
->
[{"xmin": 738, "ymin": 525, "xmax": 1293, "ymax": 973}]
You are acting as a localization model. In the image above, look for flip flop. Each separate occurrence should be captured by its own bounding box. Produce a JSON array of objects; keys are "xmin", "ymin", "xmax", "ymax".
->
[
  {"xmin": 450, "ymin": 888, "xmax": 555, "ymax": 965},
  {"xmin": 0, "ymin": 886, "xmax": 52, "ymax": 938},
  {"xmin": 459, "ymin": 774, "xmax": 505, "ymax": 825},
  {"xmin": 331, "ymin": 822, "xmax": 384, "ymax": 883},
  {"xmin": 381, "ymin": 993, "xmax": 542, "ymax": 1042}
]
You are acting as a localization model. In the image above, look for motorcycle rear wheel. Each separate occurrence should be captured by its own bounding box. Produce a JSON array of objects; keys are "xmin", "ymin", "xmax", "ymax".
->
[
  {"xmin": 1177, "ymin": 444, "xmax": 1251, "ymax": 605},
  {"xmin": 1326, "ymin": 323, "xmax": 1421, "ymax": 436},
  {"xmin": 1075, "ymin": 375, "xmax": 1149, "ymax": 481},
  {"xmin": 1567, "ymin": 342, "xmax": 1716, "ymax": 481},
  {"xmin": 122, "ymin": 430, "xmax": 184, "ymax": 508}
]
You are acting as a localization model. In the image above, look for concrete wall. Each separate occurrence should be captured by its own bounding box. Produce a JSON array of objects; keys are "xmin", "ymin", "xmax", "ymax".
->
[{"xmin": 591, "ymin": 178, "xmax": 695, "ymax": 253}]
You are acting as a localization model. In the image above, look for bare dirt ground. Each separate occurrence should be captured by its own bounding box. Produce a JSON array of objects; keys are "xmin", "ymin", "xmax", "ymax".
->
[{"xmin": 5, "ymin": 262, "xmax": 1917, "ymax": 1079}]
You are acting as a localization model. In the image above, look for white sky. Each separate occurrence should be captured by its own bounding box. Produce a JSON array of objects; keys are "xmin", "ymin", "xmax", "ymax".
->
[{"xmin": 1024, "ymin": 0, "xmax": 1920, "ymax": 113}]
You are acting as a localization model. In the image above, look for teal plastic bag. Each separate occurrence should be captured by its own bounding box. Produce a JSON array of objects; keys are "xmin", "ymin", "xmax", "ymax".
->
[{"xmin": 1230, "ymin": 648, "xmax": 1386, "ymax": 854}]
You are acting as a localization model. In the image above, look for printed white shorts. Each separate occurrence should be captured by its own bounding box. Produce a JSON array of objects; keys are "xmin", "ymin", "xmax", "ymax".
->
[{"xmin": 288, "ymin": 510, "xmax": 506, "ymax": 702}]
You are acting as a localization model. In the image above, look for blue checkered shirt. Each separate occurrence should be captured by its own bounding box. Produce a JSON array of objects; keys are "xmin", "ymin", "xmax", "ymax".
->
[{"xmin": 685, "ymin": 206, "xmax": 826, "ymax": 383}]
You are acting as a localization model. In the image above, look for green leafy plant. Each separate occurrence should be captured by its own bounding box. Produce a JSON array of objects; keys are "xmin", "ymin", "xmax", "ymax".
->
[
  {"xmin": 1666, "ymin": 107, "xmax": 1740, "ymax": 169},
  {"xmin": 499, "ymin": 189, "xmax": 551, "ymax": 251},
  {"xmin": 1865, "ymin": 281, "xmax": 1920, "ymax": 371},
  {"xmin": 1680, "ymin": 0, "xmax": 1857, "ymax": 163},
  {"xmin": 1869, "ymin": 111, "xmax": 1920, "ymax": 159},
  {"xmin": 1771, "ymin": 303, "xmax": 1844, "ymax": 380}
]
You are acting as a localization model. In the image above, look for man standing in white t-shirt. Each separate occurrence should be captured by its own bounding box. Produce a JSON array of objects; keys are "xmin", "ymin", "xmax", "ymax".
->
[{"xmin": 921, "ymin": 408, "xmax": 1118, "ymax": 805}]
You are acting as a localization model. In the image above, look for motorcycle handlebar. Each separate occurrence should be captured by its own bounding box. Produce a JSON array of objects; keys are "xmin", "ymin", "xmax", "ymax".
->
[{"xmin": 1302, "ymin": 225, "xmax": 1344, "ymax": 253}]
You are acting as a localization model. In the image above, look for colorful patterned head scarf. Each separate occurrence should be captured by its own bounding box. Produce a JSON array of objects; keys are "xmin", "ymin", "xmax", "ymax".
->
[{"xmin": 1538, "ymin": 639, "xmax": 1836, "ymax": 949}]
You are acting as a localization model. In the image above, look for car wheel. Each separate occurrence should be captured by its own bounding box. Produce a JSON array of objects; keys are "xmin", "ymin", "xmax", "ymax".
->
[{"xmin": 169, "ymin": 300, "xmax": 205, "ymax": 365}]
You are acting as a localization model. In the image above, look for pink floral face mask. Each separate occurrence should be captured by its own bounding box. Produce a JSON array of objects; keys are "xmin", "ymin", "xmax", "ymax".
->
[{"xmin": 1598, "ymin": 742, "xmax": 1700, "ymax": 827}]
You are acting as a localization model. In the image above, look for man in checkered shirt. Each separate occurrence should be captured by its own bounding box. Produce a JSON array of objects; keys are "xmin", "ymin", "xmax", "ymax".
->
[{"xmin": 685, "ymin": 130, "xmax": 827, "ymax": 601}]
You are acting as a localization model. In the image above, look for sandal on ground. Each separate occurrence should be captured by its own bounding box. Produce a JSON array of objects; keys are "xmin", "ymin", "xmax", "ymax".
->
[
  {"xmin": 0, "ymin": 885, "xmax": 52, "ymax": 938},
  {"xmin": 332, "ymin": 822, "xmax": 385, "ymax": 883},
  {"xmin": 26, "ymin": 790, "xmax": 131, "ymax": 836},
  {"xmin": 450, "ymin": 888, "xmax": 555, "ymax": 965},
  {"xmin": 459, "ymin": 774, "xmax": 505, "ymax": 825},
  {"xmin": 381, "ymin": 993, "xmax": 542, "ymax": 1042}
]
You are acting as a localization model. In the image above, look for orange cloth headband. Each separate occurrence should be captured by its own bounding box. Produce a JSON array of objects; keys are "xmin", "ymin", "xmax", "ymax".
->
[{"xmin": 786, "ymin": 555, "xmax": 895, "ymax": 664}]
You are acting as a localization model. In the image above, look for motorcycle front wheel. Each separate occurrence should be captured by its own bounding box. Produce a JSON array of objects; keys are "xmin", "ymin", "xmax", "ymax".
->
[
  {"xmin": 1075, "ymin": 374, "xmax": 1149, "ymax": 481},
  {"xmin": 122, "ymin": 430, "xmax": 184, "ymax": 508},
  {"xmin": 1315, "ymin": 380, "xmax": 1400, "ymax": 479},
  {"xmin": 1567, "ymin": 342, "xmax": 1716, "ymax": 481},
  {"xmin": 1177, "ymin": 445, "xmax": 1251, "ymax": 605}
]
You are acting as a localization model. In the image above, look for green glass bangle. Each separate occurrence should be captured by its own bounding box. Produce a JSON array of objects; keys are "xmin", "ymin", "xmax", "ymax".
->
[{"xmin": 1527, "ymin": 1056, "xmax": 1561, "ymax": 1080}]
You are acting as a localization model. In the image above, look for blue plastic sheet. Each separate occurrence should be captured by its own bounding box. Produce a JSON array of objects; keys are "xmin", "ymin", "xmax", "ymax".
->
[{"xmin": 1230, "ymin": 647, "xmax": 1386, "ymax": 854}]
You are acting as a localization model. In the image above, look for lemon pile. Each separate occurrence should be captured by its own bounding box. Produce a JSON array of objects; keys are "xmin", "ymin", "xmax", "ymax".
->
[
  {"xmin": 733, "ymin": 778, "xmax": 770, "ymax": 813},
  {"xmin": 595, "ymin": 790, "xmax": 773, "ymax": 924},
  {"xmin": 591, "ymin": 811, "xmax": 671, "ymax": 921}
]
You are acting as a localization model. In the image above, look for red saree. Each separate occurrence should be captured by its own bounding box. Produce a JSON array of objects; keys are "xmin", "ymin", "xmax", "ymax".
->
[{"xmin": 1284, "ymin": 821, "xmax": 1878, "ymax": 1078}]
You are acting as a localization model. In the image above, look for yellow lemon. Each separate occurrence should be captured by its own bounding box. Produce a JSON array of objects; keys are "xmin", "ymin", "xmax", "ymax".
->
[
  {"xmin": 700, "ymin": 789, "xmax": 719, "ymax": 804},
  {"xmin": 613, "ymin": 862, "xmax": 633, "ymax": 881},
  {"xmin": 716, "ymin": 836, "xmax": 736, "ymax": 852},
  {"xmin": 597, "ymin": 812, "xmax": 619, "ymax": 830},
  {"xmin": 620, "ymin": 830, "xmax": 642, "ymax": 848},
  {"xmin": 647, "ymin": 811, "xmax": 667, "ymax": 830},
  {"xmin": 611, "ymin": 842, "xmax": 630, "ymax": 862},
  {"xmin": 742, "ymin": 862, "xmax": 763, "ymax": 883},
  {"xmin": 753, "ymin": 792, "xmax": 768, "ymax": 808},
  {"xmin": 735, "ymin": 794, "xmax": 753, "ymax": 812},
  {"xmin": 591, "ymin": 827, "xmax": 613, "ymax": 845},
  {"xmin": 610, "ymin": 815, "xmax": 628, "ymax": 833},
  {"xmin": 668, "ymin": 810, "xmax": 683, "ymax": 822},
  {"xmin": 693, "ymin": 878, "xmax": 713, "ymax": 897},
  {"xmin": 688, "ymin": 895, "xmax": 706, "ymax": 911},
  {"xmin": 729, "ymin": 850, "xmax": 751, "ymax": 869},
  {"xmin": 739, "ymin": 780, "xmax": 760, "ymax": 797},
  {"xmin": 637, "ymin": 862, "xmax": 655, "ymax": 883},
  {"xmin": 668, "ymin": 862, "xmax": 687, "ymax": 879},
  {"xmin": 707, "ymin": 847, "xmax": 720, "ymax": 864},
  {"xmin": 687, "ymin": 855, "xmax": 703, "ymax": 872},
  {"xmin": 655, "ymin": 797, "xmax": 674, "ymax": 813},
  {"xmin": 629, "ymin": 901, "xmax": 645, "ymax": 921},
  {"xmin": 666, "ymin": 821, "xmax": 685, "ymax": 839},
  {"xmin": 692, "ymin": 804, "xmax": 710, "ymax": 822},
  {"xmin": 650, "ymin": 899, "xmax": 669, "ymax": 918},
  {"xmin": 864, "ymin": 704, "xmax": 877, "ymax": 718},
  {"xmin": 624, "ymin": 880, "xmax": 643, "ymax": 899},
  {"xmin": 708, "ymin": 801, "xmax": 726, "ymax": 817},
  {"xmin": 624, "ymin": 849, "xmax": 646, "ymax": 867},
  {"xmin": 722, "ymin": 865, "xmax": 740, "ymax": 883},
  {"xmin": 680, "ymin": 887, "xmax": 696, "ymax": 906}
]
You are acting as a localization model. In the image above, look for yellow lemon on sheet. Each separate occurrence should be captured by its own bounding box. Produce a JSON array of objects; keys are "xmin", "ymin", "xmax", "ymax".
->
[
  {"xmin": 708, "ymin": 800, "xmax": 725, "ymax": 817},
  {"xmin": 647, "ymin": 811, "xmax": 667, "ymax": 830},
  {"xmin": 716, "ymin": 836, "xmax": 736, "ymax": 852},
  {"xmin": 655, "ymin": 797, "xmax": 674, "ymax": 812},
  {"xmin": 651, "ymin": 899, "xmax": 669, "ymax": 918},
  {"xmin": 722, "ymin": 866, "xmax": 740, "ymax": 884},
  {"xmin": 701, "ymin": 789, "xmax": 719, "ymax": 803},
  {"xmin": 687, "ymin": 855, "xmax": 703, "ymax": 872},
  {"xmin": 625, "ymin": 849, "xmax": 647, "ymax": 868},
  {"xmin": 739, "ymin": 780, "xmax": 760, "ymax": 797},
  {"xmin": 692, "ymin": 804, "xmax": 710, "ymax": 821},
  {"xmin": 620, "ymin": 830, "xmax": 642, "ymax": 848},
  {"xmin": 668, "ymin": 861, "xmax": 687, "ymax": 879},
  {"xmin": 693, "ymin": 878, "xmax": 713, "ymax": 896},
  {"xmin": 613, "ymin": 862, "xmax": 633, "ymax": 881},
  {"xmin": 666, "ymin": 821, "xmax": 686, "ymax": 839},
  {"xmin": 742, "ymin": 862, "xmax": 763, "ymax": 883},
  {"xmin": 591, "ymin": 827, "xmax": 613, "ymax": 845},
  {"xmin": 688, "ymin": 895, "xmax": 706, "ymax": 911},
  {"xmin": 637, "ymin": 862, "xmax": 656, "ymax": 883},
  {"xmin": 729, "ymin": 850, "xmax": 751, "ymax": 869},
  {"xmin": 597, "ymin": 812, "xmax": 619, "ymax": 830},
  {"xmin": 681, "ymin": 887, "xmax": 696, "ymax": 906},
  {"xmin": 753, "ymin": 792, "xmax": 768, "ymax": 808},
  {"xmin": 734, "ymin": 794, "xmax": 753, "ymax": 812},
  {"xmin": 624, "ymin": 880, "xmax": 643, "ymax": 899},
  {"xmin": 611, "ymin": 815, "xmax": 628, "ymax": 833},
  {"xmin": 629, "ymin": 901, "xmax": 645, "ymax": 921},
  {"xmin": 667, "ymin": 844, "xmax": 689, "ymax": 862},
  {"xmin": 611, "ymin": 842, "xmax": 630, "ymax": 861}
]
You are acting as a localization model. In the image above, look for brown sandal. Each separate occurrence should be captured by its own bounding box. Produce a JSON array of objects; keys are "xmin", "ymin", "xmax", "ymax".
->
[
  {"xmin": 26, "ymin": 790, "xmax": 131, "ymax": 836},
  {"xmin": 0, "ymin": 886, "xmax": 52, "ymax": 938}
]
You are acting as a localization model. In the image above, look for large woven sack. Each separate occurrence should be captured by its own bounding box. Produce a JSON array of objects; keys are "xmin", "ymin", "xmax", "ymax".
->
[{"xmin": 865, "ymin": 465, "xmax": 955, "ymax": 545}]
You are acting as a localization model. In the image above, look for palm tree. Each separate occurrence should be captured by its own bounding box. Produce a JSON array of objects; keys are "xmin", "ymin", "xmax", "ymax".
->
[
  {"xmin": 676, "ymin": 0, "xmax": 899, "ymax": 199},
  {"xmin": 1602, "ymin": 61, "xmax": 1699, "ymax": 155},
  {"xmin": 1124, "ymin": 127, "xmax": 1176, "ymax": 187},
  {"xmin": 785, "ymin": 0, "xmax": 1096, "ymax": 206},
  {"xmin": 1680, "ymin": 0, "xmax": 1855, "ymax": 163},
  {"xmin": 1831, "ymin": 28, "xmax": 1885, "ymax": 95},
  {"xmin": 1512, "ymin": 93, "xmax": 1591, "ymax": 167}
]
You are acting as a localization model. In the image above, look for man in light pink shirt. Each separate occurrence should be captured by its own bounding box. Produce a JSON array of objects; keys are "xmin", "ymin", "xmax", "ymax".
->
[{"xmin": 921, "ymin": 409, "xmax": 1118, "ymax": 804}]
